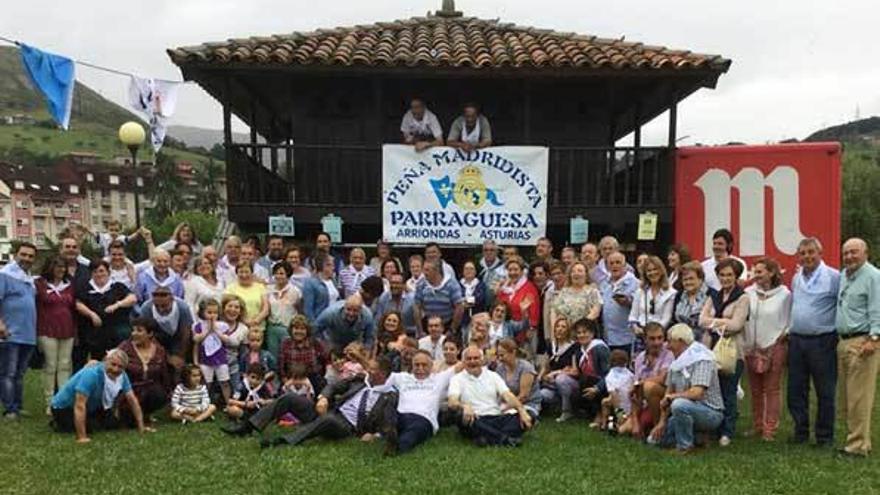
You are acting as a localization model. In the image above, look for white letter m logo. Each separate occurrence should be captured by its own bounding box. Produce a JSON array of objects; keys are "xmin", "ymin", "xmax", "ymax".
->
[{"xmin": 694, "ymin": 166, "xmax": 806, "ymax": 257}]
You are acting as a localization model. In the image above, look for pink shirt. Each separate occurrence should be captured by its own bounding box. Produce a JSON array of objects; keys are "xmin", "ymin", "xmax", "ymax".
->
[{"xmin": 634, "ymin": 347, "xmax": 674, "ymax": 382}]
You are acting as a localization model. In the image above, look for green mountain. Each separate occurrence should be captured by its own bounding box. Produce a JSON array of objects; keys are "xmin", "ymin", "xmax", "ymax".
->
[
  {"xmin": 0, "ymin": 45, "xmax": 216, "ymax": 165},
  {"xmin": 805, "ymin": 116, "xmax": 880, "ymax": 143}
]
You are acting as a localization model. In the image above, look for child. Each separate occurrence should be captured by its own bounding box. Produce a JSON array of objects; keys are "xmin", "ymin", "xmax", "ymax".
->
[
  {"xmin": 170, "ymin": 365, "xmax": 217, "ymax": 423},
  {"xmin": 600, "ymin": 349, "xmax": 636, "ymax": 433},
  {"xmin": 282, "ymin": 362, "xmax": 315, "ymax": 399},
  {"xmin": 324, "ymin": 342, "xmax": 367, "ymax": 385},
  {"xmin": 95, "ymin": 220, "xmax": 136, "ymax": 257},
  {"xmin": 239, "ymin": 329, "xmax": 277, "ymax": 383},
  {"xmin": 192, "ymin": 299, "xmax": 233, "ymax": 403},
  {"xmin": 226, "ymin": 362, "xmax": 274, "ymax": 420}
]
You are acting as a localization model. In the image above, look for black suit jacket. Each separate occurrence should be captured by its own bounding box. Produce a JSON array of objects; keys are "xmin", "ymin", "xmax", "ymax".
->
[{"xmin": 317, "ymin": 374, "xmax": 397, "ymax": 433}]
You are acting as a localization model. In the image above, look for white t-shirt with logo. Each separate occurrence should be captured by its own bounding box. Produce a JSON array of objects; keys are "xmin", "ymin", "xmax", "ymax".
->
[
  {"xmin": 447, "ymin": 368, "xmax": 510, "ymax": 417},
  {"xmin": 386, "ymin": 368, "xmax": 456, "ymax": 432}
]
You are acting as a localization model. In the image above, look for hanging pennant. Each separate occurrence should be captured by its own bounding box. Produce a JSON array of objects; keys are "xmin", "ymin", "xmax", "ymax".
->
[
  {"xmin": 128, "ymin": 76, "xmax": 182, "ymax": 152},
  {"xmin": 19, "ymin": 44, "xmax": 76, "ymax": 130}
]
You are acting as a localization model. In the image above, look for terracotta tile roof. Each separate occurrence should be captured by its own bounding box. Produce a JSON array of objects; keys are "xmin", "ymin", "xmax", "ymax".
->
[{"xmin": 168, "ymin": 16, "xmax": 729, "ymax": 73}]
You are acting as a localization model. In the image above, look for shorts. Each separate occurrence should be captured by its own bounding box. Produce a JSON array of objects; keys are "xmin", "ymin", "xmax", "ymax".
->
[{"xmin": 200, "ymin": 364, "xmax": 230, "ymax": 383}]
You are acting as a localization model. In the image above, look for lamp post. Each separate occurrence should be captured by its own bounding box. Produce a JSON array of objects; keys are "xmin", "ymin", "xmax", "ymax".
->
[{"xmin": 118, "ymin": 122, "xmax": 146, "ymax": 229}]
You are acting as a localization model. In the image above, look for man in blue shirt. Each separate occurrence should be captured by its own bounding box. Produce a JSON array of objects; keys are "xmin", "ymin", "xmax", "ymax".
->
[
  {"xmin": 413, "ymin": 260, "xmax": 464, "ymax": 336},
  {"xmin": 315, "ymin": 294, "xmax": 376, "ymax": 352},
  {"xmin": 373, "ymin": 273, "xmax": 417, "ymax": 335},
  {"xmin": 835, "ymin": 238, "xmax": 880, "ymax": 457},
  {"xmin": 0, "ymin": 242, "xmax": 38, "ymax": 419},
  {"xmin": 50, "ymin": 348, "xmax": 152, "ymax": 442},
  {"xmin": 599, "ymin": 252, "xmax": 640, "ymax": 356},
  {"xmin": 788, "ymin": 237, "xmax": 840, "ymax": 447}
]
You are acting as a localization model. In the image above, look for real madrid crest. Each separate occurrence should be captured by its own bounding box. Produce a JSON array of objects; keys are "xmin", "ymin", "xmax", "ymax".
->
[{"xmin": 453, "ymin": 165, "xmax": 488, "ymax": 210}]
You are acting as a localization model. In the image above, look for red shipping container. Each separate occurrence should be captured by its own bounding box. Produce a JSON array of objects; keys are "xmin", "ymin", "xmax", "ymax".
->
[{"xmin": 675, "ymin": 143, "xmax": 841, "ymax": 281}]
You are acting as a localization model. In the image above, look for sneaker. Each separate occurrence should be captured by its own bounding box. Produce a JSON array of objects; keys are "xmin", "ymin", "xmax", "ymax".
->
[
  {"xmin": 221, "ymin": 421, "xmax": 254, "ymax": 437},
  {"xmin": 556, "ymin": 412, "xmax": 574, "ymax": 423},
  {"xmin": 3, "ymin": 412, "xmax": 19, "ymax": 421},
  {"xmin": 719, "ymin": 435, "xmax": 732, "ymax": 447},
  {"xmin": 182, "ymin": 419, "xmax": 189, "ymax": 426}
]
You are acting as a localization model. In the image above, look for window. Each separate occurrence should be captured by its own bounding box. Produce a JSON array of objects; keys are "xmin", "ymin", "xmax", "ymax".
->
[
  {"xmin": 13, "ymin": 181, "xmax": 24, "ymax": 189},
  {"xmin": 16, "ymin": 218, "xmax": 29, "ymax": 226},
  {"xmin": 136, "ymin": 177, "xmax": 143, "ymax": 187},
  {"xmin": 15, "ymin": 200, "xmax": 28, "ymax": 209},
  {"xmin": 0, "ymin": 225, "xmax": 7, "ymax": 238},
  {"xmin": 109, "ymin": 175, "xmax": 119, "ymax": 185},
  {"xmin": 86, "ymin": 173, "xmax": 94, "ymax": 182},
  {"xmin": 70, "ymin": 185, "xmax": 79, "ymax": 194}
]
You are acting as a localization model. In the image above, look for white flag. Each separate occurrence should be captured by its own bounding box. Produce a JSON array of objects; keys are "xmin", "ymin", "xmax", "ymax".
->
[{"xmin": 128, "ymin": 76, "xmax": 182, "ymax": 152}]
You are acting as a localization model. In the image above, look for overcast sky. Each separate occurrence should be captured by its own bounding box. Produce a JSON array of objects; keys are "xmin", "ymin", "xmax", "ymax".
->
[{"xmin": 2, "ymin": 0, "xmax": 877, "ymax": 145}]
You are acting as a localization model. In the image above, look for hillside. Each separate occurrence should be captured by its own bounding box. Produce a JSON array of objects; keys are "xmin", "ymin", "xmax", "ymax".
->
[
  {"xmin": 168, "ymin": 125, "xmax": 247, "ymax": 150},
  {"xmin": 0, "ymin": 45, "xmax": 218, "ymax": 165},
  {"xmin": 805, "ymin": 116, "xmax": 880, "ymax": 143}
]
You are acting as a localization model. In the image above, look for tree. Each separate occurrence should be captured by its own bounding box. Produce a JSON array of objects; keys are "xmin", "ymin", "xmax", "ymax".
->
[
  {"xmin": 192, "ymin": 158, "xmax": 225, "ymax": 214},
  {"xmin": 841, "ymin": 143, "xmax": 880, "ymax": 262},
  {"xmin": 145, "ymin": 152, "xmax": 186, "ymax": 224}
]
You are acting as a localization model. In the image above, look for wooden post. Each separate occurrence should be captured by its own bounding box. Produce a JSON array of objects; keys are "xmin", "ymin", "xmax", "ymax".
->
[
  {"xmin": 522, "ymin": 79, "xmax": 531, "ymax": 144},
  {"xmin": 223, "ymin": 76, "xmax": 234, "ymax": 204},
  {"xmin": 629, "ymin": 101, "xmax": 641, "ymax": 206}
]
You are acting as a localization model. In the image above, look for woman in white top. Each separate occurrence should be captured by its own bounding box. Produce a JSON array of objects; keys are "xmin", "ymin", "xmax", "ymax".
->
[
  {"xmin": 156, "ymin": 222, "xmax": 204, "ymax": 255},
  {"xmin": 184, "ymin": 256, "xmax": 224, "ymax": 316},
  {"xmin": 629, "ymin": 255, "xmax": 677, "ymax": 338},
  {"xmin": 744, "ymin": 257, "xmax": 791, "ymax": 441},
  {"xmin": 283, "ymin": 247, "xmax": 313, "ymax": 291},
  {"xmin": 265, "ymin": 261, "xmax": 302, "ymax": 363}
]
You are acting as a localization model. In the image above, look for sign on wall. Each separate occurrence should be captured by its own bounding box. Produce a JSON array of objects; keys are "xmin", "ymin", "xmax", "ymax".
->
[
  {"xmin": 382, "ymin": 145, "xmax": 548, "ymax": 245},
  {"xmin": 268, "ymin": 215, "xmax": 295, "ymax": 236},
  {"xmin": 675, "ymin": 143, "xmax": 841, "ymax": 279}
]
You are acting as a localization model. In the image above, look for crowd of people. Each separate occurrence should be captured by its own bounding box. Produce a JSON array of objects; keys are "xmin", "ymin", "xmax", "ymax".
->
[{"xmin": 0, "ymin": 222, "xmax": 877, "ymax": 458}]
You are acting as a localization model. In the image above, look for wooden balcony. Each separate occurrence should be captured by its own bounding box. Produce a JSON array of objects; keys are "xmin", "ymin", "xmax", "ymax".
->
[{"xmin": 225, "ymin": 143, "xmax": 674, "ymax": 239}]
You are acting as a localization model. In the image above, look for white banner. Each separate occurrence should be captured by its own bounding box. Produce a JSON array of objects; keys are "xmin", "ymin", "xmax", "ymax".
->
[{"xmin": 382, "ymin": 145, "xmax": 548, "ymax": 245}]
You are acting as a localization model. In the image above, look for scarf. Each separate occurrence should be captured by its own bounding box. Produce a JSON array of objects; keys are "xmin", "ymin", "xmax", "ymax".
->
[
  {"xmin": 243, "ymin": 379, "xmax": 266, "ymax": 409},
  {"xmin": 45, "ymin": 280, "xmax": 70, "ymax": 296},
  {"xmin": 579, "ymin": 339, "xmax": 608, "ymax": 365},
  {"xmin": 144, "ymin": 265, "xmax": 179, "ymax": 288},
  {"xmin": 461, "ymin": 117, "xmax": 481, "ymax": 145},
  {"xmin": 795, "ymin": 262, "xmax": 828, "ymax": 292},
  {"xmin": 152, "ymin": 301, "xmax": 181, "ymax": 336},
  {"xmin": 500, "ymin": 274, "xmax": 527, "ymax": 296},
  {"xmin": 407, "ymin": 109, "xmax": 435, "ymax": 136},
  {"xmin": 460, "ymin": 277, "xmax": 479, "ymax": 298},
  {"xmin": 88, "ymin": 278, "xmax": 114, "ymax": 295},
  {"xmin": 0, "ymin": 261, "xmax": 35, "ymax": 287},
  {"xmin": 102, "ymin": 369, "xmax": 124, "ymax": 410},
  {"xmin": 550, "ymin": 340, "xmax": 573, "ymax": 360},
  {"xmin": 711, "ymin": 285, "xmax": 745, "ymax": 318},
  {"xmin": 488, "ymin": 321, "xmax": 505, "ymax": 346},
  {"xmin": 479, "ymin": 257, "xmax": 503, "ymax": 278},
  {"xmin": 424, "ymin": 273, "xmax": 452, "ymax": 295},
  {"xmin": 669, "ymin": 342, "xmax": 716, "ymax": 373}
]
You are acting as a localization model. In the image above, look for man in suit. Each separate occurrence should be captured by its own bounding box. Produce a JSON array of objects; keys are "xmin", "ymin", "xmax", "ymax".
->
[{"xmin": 221, "ymin": 356, "xmax": 394, "ymax": 449}]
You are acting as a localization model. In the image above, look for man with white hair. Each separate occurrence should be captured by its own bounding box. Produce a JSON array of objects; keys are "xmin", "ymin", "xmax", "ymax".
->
[
  {"xmin": 133, "ymin": 248, "xmax": 183, "ymax": 303},
  {"xmin": 835, "ymin": 237, "xmax": 880, "ymax": 458},
  {"xmin": 216, "ymin": 236, "xmax": 242, "ymax": 287},
  {"xmin": 314, "ymin": 294, "xmax": 376, "ymax": 352},
  {"xmin": 649, "ymin": 324, "xmax": 724, "ymax": 453},
  {"xmin": 447, "ymin": 346, "xmax": 533, "ymax": 447},
  {"xmin": 479, "ymin": 240, "xmax": 506, "ymax": 306},
  {"xmin": 594, "ymin": 236, "xmax": 634, "ymax": 284},
  {"xmin": 339, "ymin": 248, "xmax": 377, "ymax": 298}
]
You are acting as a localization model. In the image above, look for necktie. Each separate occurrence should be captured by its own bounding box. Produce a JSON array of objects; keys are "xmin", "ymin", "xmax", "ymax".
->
[{"xmin": 356, "ymin": 388, "xmax": 370, "ymax": 431}]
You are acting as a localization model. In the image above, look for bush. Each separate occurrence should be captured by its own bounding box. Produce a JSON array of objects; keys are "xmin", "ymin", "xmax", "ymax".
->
[{"xmin": 125, "ymin": 210, "xmax": 221, "ymax": 261}]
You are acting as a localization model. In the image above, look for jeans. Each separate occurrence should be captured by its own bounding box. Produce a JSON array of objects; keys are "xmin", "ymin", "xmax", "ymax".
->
[
  {"xmin": 459, "ymin": 414, "xmax": 525, "ymax": 446},
  {"xmin": 264, "ymin": 325, "xmax": 288, "ymax": 365},
  {"xmin": 787, "ymin": 333, "xmax": 837, "ymax": 443},
  {"xmin": 718, "ymin": 359, "xmax": 744, "ymax": 438},
  {"xmin": 37, "ymin": 337, "xmax": 74, "ymax": 406},
  {"xmin": 0, "ymin": 343, "xmax": 35, "ymax": 414},
  {"xmin": 397, "ymin": 413, "xmax": 434, "ymax": 454},
  {"xmin": 661, "ymin": 398, "xmax": 724, "ymax": 450},
  {"xmin": 539, "ymin": 374, "xmax": 579, "ymax": 413}
]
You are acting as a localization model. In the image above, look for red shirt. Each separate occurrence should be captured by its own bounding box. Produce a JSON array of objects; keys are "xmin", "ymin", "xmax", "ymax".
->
[
  {"xmin": 35, "ymin": 278, "xmax": 77, "ymax": 339},
  {"xmin": 497, "ymin": 280, "xmax": 541, "ymax": 344}
]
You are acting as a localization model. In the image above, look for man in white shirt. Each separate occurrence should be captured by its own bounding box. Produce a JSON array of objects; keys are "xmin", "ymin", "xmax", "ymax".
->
[
  {"xmin": 418, "ymin": 316, "xmax": 446, "ymax": 361},
  {"xmin": 400, "ymin": 98, "xmax": 444, "ymax": 152},
  {"xmin": 701, "ymin": 228, "xmax": 748, "ymax": 291},
  {"xmin": 382, "ymin": 350, "xmax": 461, "ymax": 455},
  {"xmin": 447, "ymin": 346, "xmax": 533, "ymax": 447}
]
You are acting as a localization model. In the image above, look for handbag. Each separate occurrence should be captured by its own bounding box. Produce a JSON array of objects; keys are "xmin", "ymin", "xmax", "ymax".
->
[{"xmin": 713, "ymin": 328, "xmax": 737, "ymax": 375}]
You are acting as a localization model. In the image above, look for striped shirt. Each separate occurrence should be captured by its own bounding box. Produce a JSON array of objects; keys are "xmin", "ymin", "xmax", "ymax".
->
[
  {"xmin": 171, "ymin": 384, "xmax": 211, "ymax": 412},
  {"xmin": 339, "ymin": 265, "xmax": 377, "ymax": 298},
  {"xmin": 414, "ymin": 276, "xmax": 464, "ymax": 326}
]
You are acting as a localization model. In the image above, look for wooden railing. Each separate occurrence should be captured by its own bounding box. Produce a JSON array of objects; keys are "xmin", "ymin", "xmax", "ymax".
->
[{"xmin": 226, "ymin": 143, "xmax": 673, "ymax": 209}]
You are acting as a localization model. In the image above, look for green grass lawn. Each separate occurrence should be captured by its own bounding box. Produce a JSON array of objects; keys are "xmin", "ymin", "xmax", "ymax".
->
[{"xmin": 2, "ymin": 372, "xmax": 878, "ymax": 495}]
